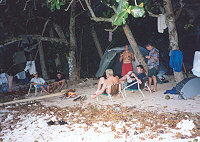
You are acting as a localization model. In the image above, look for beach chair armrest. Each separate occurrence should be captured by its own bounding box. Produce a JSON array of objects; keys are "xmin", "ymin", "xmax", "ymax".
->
[{"xmin": 123, "ymin": 81, "xmax": 138, "ymax": 90}]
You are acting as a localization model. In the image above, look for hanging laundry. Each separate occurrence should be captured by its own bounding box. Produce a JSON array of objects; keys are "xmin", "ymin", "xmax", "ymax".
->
[
  {"xmin": 192, "ymin": 51, "xmax": 200, "ymax": 77},
  {"xmin": 0, "ymin": 73, "xmax": 8, "ymax": 85},
  {"xmin": 157, "ymin": 14, "xmax": 167, "ymax": 33},
  {"xmin": 24, "ymin": 61, "xmax": 36, "ymax": 75},
  {"xmin": 13, "ymin": 51, "xmax": 27, "ymax": 65},
  {"xmin": 169, "ymin": 50, "xmax": 183, "ymax": 72},
  {"xmin": 109, "ymin": 31, "xmax": 112, "ymax": 42},
  {"xmin": 0, "ymin": 73, "xmax": 9, "ymax": 93},
  {"xmin": 15, "ymin": 71, "xmax": 26, "ymax": 80}
]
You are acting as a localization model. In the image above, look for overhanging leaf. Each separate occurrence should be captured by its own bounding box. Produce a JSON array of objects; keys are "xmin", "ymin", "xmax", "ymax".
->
[
  {"xmin": 138, "ymin": 2, "xmax": 144, "ymax": 8},
  {"xmin": 122, "ymin": 1, "xmax": 129, "ymax": 10},
  {"xmin": 117, "ymin": 0, "xmax": 124, "ymax": 14},
  {"xmin": 130, "ymin": 6, "xmax": 145, "ymax": 18},
  {"xmin": 50, "ymin": 3, "xmax": 56, "ymax": 12},
  {"xmin": 56, "ymin": 3, "xmax": 60, "ymax": 10},
  {"xmin": 122, "ymin": 14, "xmax": 128, "ymax": 25},
  {"xmin": 117, "ymin": 0, "xmax": 129, "ymax": 14},
  {"xmin": 113, "ymin": 10, "xmax": 128, "ymax": 26},
  {"xmin": 60, "ymin": 1, "xmax": 65, "ymax": 6}
]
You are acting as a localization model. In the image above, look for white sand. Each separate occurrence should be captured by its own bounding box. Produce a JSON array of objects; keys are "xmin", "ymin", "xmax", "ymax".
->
[
  {"xmin": 39, "ymin": 76, "xmax": 200, "ymax": 114},
  {"xmin": 0, "ymin": 75, "xmax": 200, "ymax": 142}
]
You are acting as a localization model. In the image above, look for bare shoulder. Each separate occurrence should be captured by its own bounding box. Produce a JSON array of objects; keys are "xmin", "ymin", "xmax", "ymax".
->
[{"xmin": 115, "ymin": 76, "xmax": 119, "ymax": 79}]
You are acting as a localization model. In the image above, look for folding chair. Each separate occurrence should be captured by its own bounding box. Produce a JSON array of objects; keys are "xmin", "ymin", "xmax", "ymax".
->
[
  {"xmin": 27, "ymin": 83, "xmax": 43, "ymax": 96},
  {"xmin": 97, "ymin": 83, "xmax": 124, "ymax": 102},
  {"xmin": 123, "ymin": 76, "xmax": 151, "ymax": 97}
]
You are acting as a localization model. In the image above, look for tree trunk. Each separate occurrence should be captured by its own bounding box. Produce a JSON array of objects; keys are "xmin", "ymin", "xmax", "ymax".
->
[
  {"xmin": 164, "ymin": 0, "xmax": 184, "ymax": 83},
  {"xmin": 49, "ymin": 27, "xmax": 61, "ymax": 68},
  {"xmin": 91, "ymin": 25, "xmax": 103, "ymax": 59},
  {"xmin": 38, "ymin": 42, "xmax": 48, "ymax": 79},
  {"xmin": 77, "ymin": 26, "xmax": 84, "ymax": 77},
  {"xmin": 122, "ymin": 24, "xmax": 148, "ymax": 72},
  {"xmin": 69, "ymin": 1, "xmax": 79, "ymax": 80}
]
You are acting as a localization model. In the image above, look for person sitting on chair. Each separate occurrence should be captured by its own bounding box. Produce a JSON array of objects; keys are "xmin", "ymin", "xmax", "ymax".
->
[
  {"xmin": 119, "ymin": 65, "xmax": 146, "ymax": 89},
  {"xmin": 91, "ymin": 69, "xmax": 121, "ymax": 99},
  {"xmin": 52, "ymin": 72, "xmax": 66, "ymax": 93},
  {"xmin": 31, "ymin": 72, "xmax": 50, "ymax": 94}
]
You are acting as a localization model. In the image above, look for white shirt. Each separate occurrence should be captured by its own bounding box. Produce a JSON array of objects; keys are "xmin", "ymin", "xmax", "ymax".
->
[{"xmin": 31, "ymin": 77, "xmax": 45, "ymax": 87}]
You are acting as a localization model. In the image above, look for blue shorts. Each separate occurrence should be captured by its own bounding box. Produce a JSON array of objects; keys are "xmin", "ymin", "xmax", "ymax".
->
[{"xmin": 36, "ymin": 85, "xmax": 48, "ymax": 90}]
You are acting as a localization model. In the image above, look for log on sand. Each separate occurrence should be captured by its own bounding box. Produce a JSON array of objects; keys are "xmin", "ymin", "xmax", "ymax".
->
[{"xmin": 0, "ymin": 91, "xmax": 65, "ymax": 106}]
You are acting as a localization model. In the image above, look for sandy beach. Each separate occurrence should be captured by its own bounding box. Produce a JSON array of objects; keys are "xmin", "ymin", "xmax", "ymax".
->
[{"xmin": 0, "ymin": 75, "xmax": 200, "ymax": 142}]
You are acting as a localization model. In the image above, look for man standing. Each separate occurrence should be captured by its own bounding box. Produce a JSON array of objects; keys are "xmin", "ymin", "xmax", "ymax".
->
[
  {"xmin": 120, "ymin": 45, "xmax": 135, "ymax": 77},
  {"xmin": 145, "ymin": 44, "xmax": 159, "ymax": 92},
  {"xmin": 52, "ymin": 72, "xmax": 66, "ymax": 93},
  {"xmin": 31, "ymin": 72, "xmax": 50, "ymax": 94}
]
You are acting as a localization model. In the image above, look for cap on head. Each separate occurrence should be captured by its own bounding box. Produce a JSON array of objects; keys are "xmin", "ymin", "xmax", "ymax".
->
[{"xmin": 33, "ymin": 72, "xmax": 38, "ymax": 75}]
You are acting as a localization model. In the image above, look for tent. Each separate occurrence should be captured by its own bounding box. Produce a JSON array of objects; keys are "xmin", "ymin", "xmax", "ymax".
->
[
  {"xmin": 176, "ymin": 77, "xmax": 200, "ymax": 99},
  {"xmin": 96, "ymin": 45, "xmax": 168, "ymax": 78}
]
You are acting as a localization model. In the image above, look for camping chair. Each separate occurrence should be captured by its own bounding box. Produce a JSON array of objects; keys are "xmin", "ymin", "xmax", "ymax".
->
[
  {"xmin": 123, "ymin": 76, "xmax": 151, "ymax": 97},
  {"xmin": 97, "ymin": 83, "xmax": 124, "ymax": 102},
  {"xmin": 27, "ymin": 83, "xmax": 43, "ymax": 96}
]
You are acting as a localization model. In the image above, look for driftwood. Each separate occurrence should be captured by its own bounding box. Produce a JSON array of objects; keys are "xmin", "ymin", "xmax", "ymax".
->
[{"xmin": 0, "ymin": 91, "xmax": 65, "ymax": 106}]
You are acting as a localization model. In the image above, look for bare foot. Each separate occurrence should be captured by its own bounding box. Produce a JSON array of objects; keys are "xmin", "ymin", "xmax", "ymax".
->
[{"xmin": 91, "ymin": 95, "xmax": 97, "ymax": 99}]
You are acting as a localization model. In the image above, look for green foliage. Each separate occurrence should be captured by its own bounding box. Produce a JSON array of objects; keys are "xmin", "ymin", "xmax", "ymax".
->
[
  {"xmin": 49, "ymin": 0, "xmax": 66, "ymax": 12},
  {"xmin": 130, "ymin": 6, "xmax": 145, "ymax": 18},
  {"xmin": 117, "ymin": 0, "xmax": 129, "ymax": 14},
  {"xmin": 113, "ymin": 11, "xmax": 128, "ymax": 26},
  {"xmin": 113, "ymin": 0, "xmax": 145, "ymax": 26},
  {"xmin": 184, "ymin": 24, "xmax": 194, "ymax": 30}
]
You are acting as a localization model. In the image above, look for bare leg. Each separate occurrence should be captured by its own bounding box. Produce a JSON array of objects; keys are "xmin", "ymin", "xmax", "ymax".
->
[
  {"xmin": 40, "ymin": 86, "xmax": 49, "ymax": 94},
  {"xmin": 59, "ymin": 80, "xmax": 65, "ymax": 91},
  {"xmin": 152, "ymin": 75, "xmax": 157, "ymax": 92},
  {"xmin": 119, "ymin": 75, "xmax": 128, "ymax": 82},
  {"xmin": 47, "ymin": 85, "xmax": 50, "ymax": 93},
  {"xmin": 119, "ymin": 75, "xmax": 129, "ymax": 88},
  {"xmin": 148, "ymin": 77, "xmax": 152, "ymax": 91},
  {"xmin": 52, "ymin": 82, "xmax": 59, "ymax": 93},
  {"xmin": 97, "ymin": 77, "xmax": 105, "ymax": 91}
]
